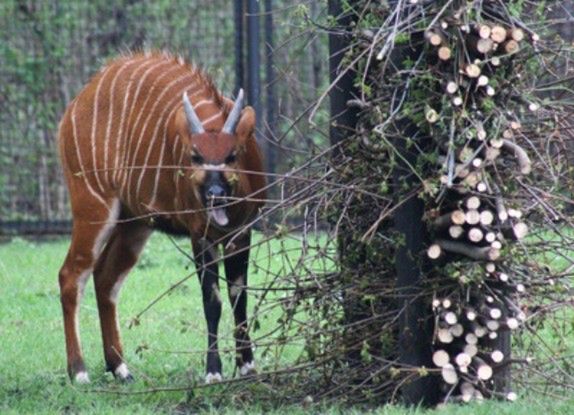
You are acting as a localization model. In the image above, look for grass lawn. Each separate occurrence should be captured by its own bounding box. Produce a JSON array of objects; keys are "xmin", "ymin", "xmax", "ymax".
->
[{"xmin": 0, "ymin": 233, "xmax": 572, "ymax": 414}]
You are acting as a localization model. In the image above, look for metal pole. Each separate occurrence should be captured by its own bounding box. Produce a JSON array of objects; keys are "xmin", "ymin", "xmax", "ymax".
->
[
  {"xmin": 264, "ymin": 0, "xmax": 275, "ymax": 174},
  {"xmin": 246, "ymin": 0, "xmax": 263, "ymax": 150},
  {"xmin": 234, "ymin": 0, "xmax": 245, "ymax": 96}
]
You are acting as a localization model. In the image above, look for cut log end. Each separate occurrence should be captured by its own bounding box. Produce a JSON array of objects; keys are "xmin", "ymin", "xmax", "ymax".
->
[
  {"xmin": 438, "ymin": 46, "xmax": 452, "ymax": 61},
  {"xmin": 428, "ymin": 244, "xmax": 442, "ymax": 259},
  {"xmin": 465, "ymin": 64, "xmax": 481, "ymax": 78},
  {"xmin": 441, "ymin": 364, "xmax": 459, "ymax": 385},
  {"xmin": 433, "ymin": 350, "xmax": 450, "ymax": 367}
]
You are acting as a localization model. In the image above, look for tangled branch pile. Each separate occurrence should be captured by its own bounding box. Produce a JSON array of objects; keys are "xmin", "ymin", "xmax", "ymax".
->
[
  {"xmin": 115, "ymin": 1, "xmax": 574, "ymax": 409},
  {"xmin": 330, "ymin": 0, "xmax": 574, "ymax": 404}
]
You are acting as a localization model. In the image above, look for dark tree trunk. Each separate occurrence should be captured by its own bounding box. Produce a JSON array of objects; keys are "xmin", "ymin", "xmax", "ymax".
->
[{"xmin": 328, "ymin": 0, "xmax": 363, "ymax": 366}]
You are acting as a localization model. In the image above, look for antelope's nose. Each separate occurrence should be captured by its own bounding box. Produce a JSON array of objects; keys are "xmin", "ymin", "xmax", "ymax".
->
[{"xmin": 206, "ymin": 185, "xmax": 226, "ymax": 200}]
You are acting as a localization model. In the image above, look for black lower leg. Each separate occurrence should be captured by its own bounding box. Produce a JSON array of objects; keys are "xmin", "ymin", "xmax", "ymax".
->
[
  {"xmin": 224, "ymin": 234, "xmax": 254, "ymax": 368},
  {"xmin": 194, "ymin": 239, "xmax": 222, "ymax": 376}
]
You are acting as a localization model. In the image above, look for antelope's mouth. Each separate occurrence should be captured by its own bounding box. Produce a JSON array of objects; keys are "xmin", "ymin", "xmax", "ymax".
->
[{"xmin": 208, "ymin": 201, "xmax": 229, "ymax": 227}]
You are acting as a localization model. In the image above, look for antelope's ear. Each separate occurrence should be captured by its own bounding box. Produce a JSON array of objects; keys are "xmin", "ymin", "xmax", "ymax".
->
[
  {"xmin": 175, "ymin": 108, "xmax": 192, "ymax": 147},
  {"xmin": 235, "ymin": 106, "xmax": 256, "ymax": 147}
]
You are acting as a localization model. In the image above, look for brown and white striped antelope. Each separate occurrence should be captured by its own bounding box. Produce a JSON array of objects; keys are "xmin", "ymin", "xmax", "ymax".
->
[{"xmin": 57, "ymin": 52, "xmax": 266, "ymax": 384}]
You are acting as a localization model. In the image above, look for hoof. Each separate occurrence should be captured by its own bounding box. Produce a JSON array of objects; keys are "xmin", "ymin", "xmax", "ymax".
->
[
  {"xmin": 205, "ymin": 372, "xmax": 223, "ymax": 384},
  {"xmin": 114, "ymin": 363, "xmax": 134, "ymax": 382},
  {"xmin": 74, "ymin": 371, "xmax": 91, "ymax": 384},
  {"xmin": 239, "ymin": 361, "xmax": 256, "ymax": 377}
]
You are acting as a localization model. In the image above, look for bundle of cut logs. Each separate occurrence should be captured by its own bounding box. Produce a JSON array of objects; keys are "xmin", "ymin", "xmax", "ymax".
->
[{"xmin": 421, "ymin": 12, "xmax": 536, "ymax": 403}]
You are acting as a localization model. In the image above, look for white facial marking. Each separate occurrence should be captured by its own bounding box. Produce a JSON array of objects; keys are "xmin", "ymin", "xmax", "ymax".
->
[
  {"xmin": 205, "ymin": 372, "xmax": 222, "ymax": 384},
  {"xmin": 202, "ymin": 164, "xmax": 226, "ymax": 170},
  {"xmin": 75, "ymin": 371, "xmax": 91, "ymax": 384},
  {"xmin": 239, "ymin": 361, "xmax": 256, "ymax": 376},
  {"xmin": 114, "ymin": 363, "xmax": 131, "ymax": 380}
]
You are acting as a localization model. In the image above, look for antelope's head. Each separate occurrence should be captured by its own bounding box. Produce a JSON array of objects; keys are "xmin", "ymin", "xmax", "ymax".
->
[{"xmin": 179, "ymin": 89, "xmax": 255, "ymax": 227}]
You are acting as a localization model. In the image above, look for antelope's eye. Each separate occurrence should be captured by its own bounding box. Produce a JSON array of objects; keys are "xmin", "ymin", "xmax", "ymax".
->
[
  {"xmin": 225, "ymin": 153, "xmax": 237, "ymax": 164},
  {"xmin": 191, "ymin": 154, "xmax": 204, "ymax": 164}
]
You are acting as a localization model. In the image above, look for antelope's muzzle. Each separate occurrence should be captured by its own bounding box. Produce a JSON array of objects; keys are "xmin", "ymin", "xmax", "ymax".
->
[{"xmin": 202, "ymin": 171, "xmax": 230, "ymax": 227}]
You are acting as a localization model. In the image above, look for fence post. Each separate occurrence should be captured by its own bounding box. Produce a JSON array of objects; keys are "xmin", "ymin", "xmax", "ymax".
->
[
  {"xmin": 264, "ymin": 0, "xmax": 276, "ymax": 175},
  {"xmin": 234, "ymin": 0, "xmax": 244, "ymax": 96},
  {"xmin": 246, "ymin": 0, "xmax": 265, "ymax": 158}
]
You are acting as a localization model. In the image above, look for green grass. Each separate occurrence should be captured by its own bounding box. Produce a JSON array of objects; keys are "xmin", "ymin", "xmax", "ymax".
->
[{"xmin": 0, "ymin": 234, "xmax": 572, "ymax": 414}]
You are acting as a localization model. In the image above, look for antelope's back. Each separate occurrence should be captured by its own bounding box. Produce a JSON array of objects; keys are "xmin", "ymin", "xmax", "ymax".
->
[{"xmin": 58, "ymin": 52, "xmax": 232, "ymax": 214}]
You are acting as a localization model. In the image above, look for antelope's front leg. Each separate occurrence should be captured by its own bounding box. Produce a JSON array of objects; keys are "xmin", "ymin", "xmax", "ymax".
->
[
  {"xmin": 193, "ymin": 238, "xmax": 223, "ymax": 383},
  {"xmin": 224, "ymin": 232, "xmax": 256, "ymax": 376}
]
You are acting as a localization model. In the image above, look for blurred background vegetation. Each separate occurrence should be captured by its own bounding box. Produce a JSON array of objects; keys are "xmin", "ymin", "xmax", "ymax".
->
[{"xmin": 0, "ymin": 0, "xmax": 330, "ymax": 224}]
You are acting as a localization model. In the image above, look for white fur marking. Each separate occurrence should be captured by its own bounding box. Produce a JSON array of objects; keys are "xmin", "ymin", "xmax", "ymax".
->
[
  {"xmin": 205, "ymin": 372, "xmax": 222, "ymax": 384},
  {"xmin": 90, "ymin": 66, "xmax": 114, "ymax": 193},
  {"xmin": 109, "ymin": 227, "xmax": 150, "ymax": 305},
  {"xmin": 113, "ymin": 58, "xmax": 159, "ymax": 184},
  {"xmin": 74, "ymin": 269, "xmax": 92, "ymax": 350},
  {"xmin": 202, "ymin": 111, "xmax": 223, "ymax": 128},
  {"xmin": 114, "ymin": 363, "xmax": 131, "ymax": 379},
  {"xmin": 193, "ymin": 99, "xmax": 213, "ymax": 110},
  {"xmin": 70, "ymin": 101, "xmax": 108, "ymax": 208},
  {"xmin": 202, "ymin": 164, "xmax": 226, "ymax": 170},
  {"xmin": 239, "ymin": 361, "xmax": 256, "ymax": 376},
  {"xmin": 212, "ymin": 282, "xmax": 222, "ymax": 304},
  {"xmin": 93, "ymin": 199, "xmax": 120, "ymax": 258},
  {"xmin": 75, "ymin": 371, "xmax": 90, "ymax": 384},
  {"xmin": 229, "ymin": 275, "xmax": 244, "ymax": 299},
  {"xmin": 128, "ymin": 71, "xmax": 195, "ymax": 205},
  {"xmin": 121, "ymin": 61, "xmax": 179, "ymax": 202}
]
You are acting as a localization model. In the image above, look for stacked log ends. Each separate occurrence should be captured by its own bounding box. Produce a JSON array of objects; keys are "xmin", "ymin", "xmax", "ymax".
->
[{"xmin": 423, "ymin": 9, "xmax": 533, "ymax": 404}]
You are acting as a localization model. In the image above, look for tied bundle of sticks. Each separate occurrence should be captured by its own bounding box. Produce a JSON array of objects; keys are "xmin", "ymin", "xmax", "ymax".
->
[{"xmin": 419, "ymin": 7, "xmax": 538, "ymax": 404}]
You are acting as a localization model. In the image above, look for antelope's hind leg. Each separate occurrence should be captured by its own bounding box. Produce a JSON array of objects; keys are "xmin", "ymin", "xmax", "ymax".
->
[
  {"xmin": 58, "ymin": 199, "xmax": 120, "ymax": 383},
  {"xmin": 93, "ymin": 220, "xmax": 151, "ymax": 381},
  {"xmin": 224, "ymin": 232, "xmax": 256, "ymax": 376}
]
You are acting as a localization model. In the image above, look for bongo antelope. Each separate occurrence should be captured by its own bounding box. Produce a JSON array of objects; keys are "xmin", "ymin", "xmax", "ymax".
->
[{"xmin": 57, "ymin": 52, "xmax": 265, "ymax": 384}]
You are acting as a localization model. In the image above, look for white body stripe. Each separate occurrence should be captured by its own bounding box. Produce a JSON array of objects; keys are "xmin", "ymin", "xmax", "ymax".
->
[
  {"xmin": 202, "ymin": 111, "xmax": 224, "ymax": 129},
  {"xmin": 124, "ymin": 65, "xmax": 189, "ymax": 205},
  {"xmin": 90, "ymin": 67, "xmax": 115, "ymax": 193},
  {"xmin": 70, "ymin": 100, "xmax": 109, "ymax": 208},
  {"xmin": 193, "ymin": 99, "xmax": 213, "ymax": 110},
  {"xmin": 118, "ymin": 60, "xmax": 176, "ymax": 193},
  {"xmin": 104, "ymin": 57, "xmax": 145, "ymax": 186},
  {"xmin": 131, "ymin": 77, "xmax": 202, "ymax": 204},
  {"xmin": 112, "ymin": 59, "xmax": 157, "ymax": 184}
]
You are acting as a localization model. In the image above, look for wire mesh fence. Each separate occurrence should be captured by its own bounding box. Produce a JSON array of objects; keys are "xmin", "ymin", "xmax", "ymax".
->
[{"xmin": 0, "ymin": 0, "xmax": 329, "ymax": 233}]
